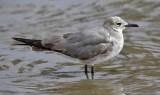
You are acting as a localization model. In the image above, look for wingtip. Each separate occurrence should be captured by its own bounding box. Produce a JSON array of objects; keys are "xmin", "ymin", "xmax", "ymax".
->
[
  {"xmin": 12, "ymin": 37, "xmax": 16, "ymax": 39},
  {"xmin": 12, "ymin": 37, "xmax": 18, "ymax": 40},
  {"xmin": 12, "ymin": 37, "xmax": 23, "ymax": 41}
]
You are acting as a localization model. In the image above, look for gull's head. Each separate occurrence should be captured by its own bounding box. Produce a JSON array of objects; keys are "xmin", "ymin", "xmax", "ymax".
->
[{"xmin": 103, "ymin": 16, "xmax": 138, "ymax": 32}]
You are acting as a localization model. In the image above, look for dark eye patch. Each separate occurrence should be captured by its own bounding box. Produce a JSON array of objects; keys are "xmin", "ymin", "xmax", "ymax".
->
[{"xmin": 116, "ymin": 23, "xmax": 121, "ymax": 26}]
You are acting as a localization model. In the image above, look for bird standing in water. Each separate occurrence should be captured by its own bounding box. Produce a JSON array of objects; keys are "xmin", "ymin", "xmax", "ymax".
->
[{"xmin": 12, "ymin": 16, "xmax": 138, "ymax": 77}]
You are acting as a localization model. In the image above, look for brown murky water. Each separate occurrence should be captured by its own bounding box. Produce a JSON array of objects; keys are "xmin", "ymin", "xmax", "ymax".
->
[{"xmin": 0, "ymin": 0, "xmax": 160, "ymax": 95}]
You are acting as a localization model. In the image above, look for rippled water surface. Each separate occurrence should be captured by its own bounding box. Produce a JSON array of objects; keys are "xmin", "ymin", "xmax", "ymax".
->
[{"xmin": 0, "ymin": 0, "xmax": 160, "ymax": 95}]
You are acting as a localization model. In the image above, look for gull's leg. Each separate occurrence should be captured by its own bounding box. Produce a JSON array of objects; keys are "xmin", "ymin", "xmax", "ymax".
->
[
  {"xmin": 84, "ymin": 64, "xmax": 89, "ymax": 79},
  {"xmin": 91, "ymin": 65, "xmax": 94, "ymax": 79},
  {"xmin": 91, "ymin": 65, "xmax": 94, "ymax": 73},
  {"xmin": 91, "ymin": 72, "xmax": 94, "ymax": 79},
  {"xmin": 84, "ymin": 64, "xmax": 88, "ymax": 73},
  {"xmin": 85, "ymin": 72, "xmax": 89, "ymax": 79}
]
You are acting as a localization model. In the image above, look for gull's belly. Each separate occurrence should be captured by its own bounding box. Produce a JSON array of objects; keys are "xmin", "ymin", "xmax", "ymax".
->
[
  {"xmin": 95, "ymin": 43, "xmax": 123, "ymax": 64},
  {"xmin": 82, "ymin": 40, "xmax": 124, "ymax": 65}
]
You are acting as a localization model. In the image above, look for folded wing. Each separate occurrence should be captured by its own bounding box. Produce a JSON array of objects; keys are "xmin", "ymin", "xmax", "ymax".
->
[{"xmin": 42, "ymin": 27, "xmax": 113, "ymax": 59}]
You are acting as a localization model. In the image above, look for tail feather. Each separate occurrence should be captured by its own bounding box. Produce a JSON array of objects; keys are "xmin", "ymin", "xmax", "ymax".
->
[{"xmin": 12, "ymin": 37, "xmax": 51, "ymax": 50}]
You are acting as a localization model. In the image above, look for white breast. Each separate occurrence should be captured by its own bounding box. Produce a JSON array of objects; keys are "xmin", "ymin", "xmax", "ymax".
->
[{"xmin": 82, "ymin": 33, "xmax": 124, "ymax": 65}]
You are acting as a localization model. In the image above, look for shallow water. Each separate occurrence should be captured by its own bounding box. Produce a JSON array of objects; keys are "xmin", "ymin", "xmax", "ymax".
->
[{"xmin": 0, "ymin": 0, "xmax": 160, "ymax": 95}]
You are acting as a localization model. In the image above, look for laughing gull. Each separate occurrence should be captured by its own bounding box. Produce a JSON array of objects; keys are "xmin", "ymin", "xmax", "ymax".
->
[{"xmin": 12, "ymin": 16, "xmax": 138, "ymax": 74}]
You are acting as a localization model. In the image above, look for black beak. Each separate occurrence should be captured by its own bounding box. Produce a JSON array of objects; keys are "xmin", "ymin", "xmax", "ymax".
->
[{"xmin": 125, "ymin": 24, "xmax": 139, "ymax": 27}]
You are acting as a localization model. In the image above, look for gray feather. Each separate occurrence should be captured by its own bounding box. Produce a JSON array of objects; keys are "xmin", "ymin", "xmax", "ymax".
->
[{"xmin": 41, "ymin": 27, "xmax": 113, "ymax": 59}]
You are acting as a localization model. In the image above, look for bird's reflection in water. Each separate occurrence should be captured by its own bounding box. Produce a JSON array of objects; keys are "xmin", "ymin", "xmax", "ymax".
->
[
  {"xmin": 84, "ymin": 72, "xmax": 94, "ymax": 80},
  {"xmin": 41, "ymin": 77, "xmax": 126, "ymax": 95},
  {"xmin": 84, "ymin": 72, "xmax": 94, "ymax": 79}
]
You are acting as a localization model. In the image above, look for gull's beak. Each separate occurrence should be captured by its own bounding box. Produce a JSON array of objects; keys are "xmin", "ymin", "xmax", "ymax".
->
[{"xmin": 125, "ymin": 24, "xmax": 139, "ymax": 27}]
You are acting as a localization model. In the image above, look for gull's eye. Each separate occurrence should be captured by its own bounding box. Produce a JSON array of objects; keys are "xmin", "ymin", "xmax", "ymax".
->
[{"xmin": 116, "ymin": 23, "xmax": 121, "ymax": 26}]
